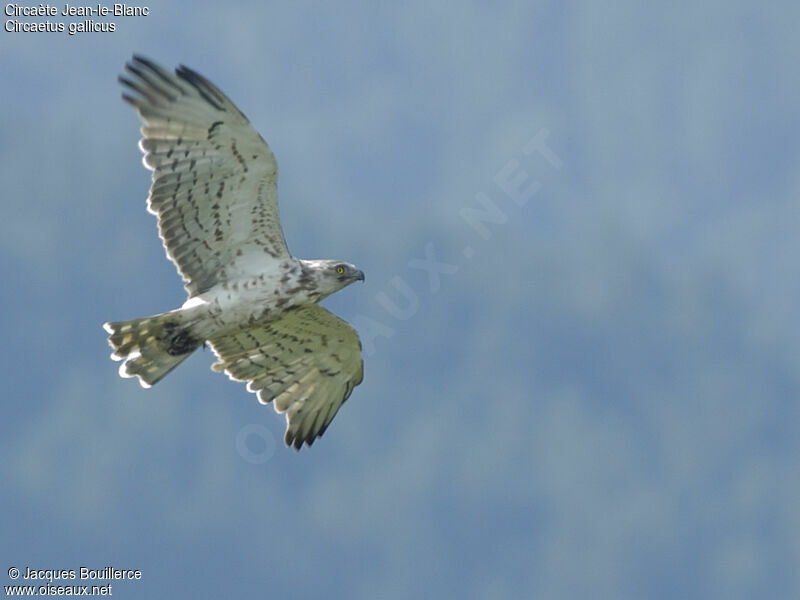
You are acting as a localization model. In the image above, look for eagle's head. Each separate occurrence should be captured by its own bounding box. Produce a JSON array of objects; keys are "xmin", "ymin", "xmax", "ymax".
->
[{"xmin": 298, "ymin": 259, "xmax": 365, "ymax": 299}]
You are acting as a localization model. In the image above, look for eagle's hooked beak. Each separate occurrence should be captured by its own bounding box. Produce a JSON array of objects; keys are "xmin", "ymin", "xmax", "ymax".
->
[{"xmin": 355, "ymin": 269, "xmax": 365, "ymax": 282}]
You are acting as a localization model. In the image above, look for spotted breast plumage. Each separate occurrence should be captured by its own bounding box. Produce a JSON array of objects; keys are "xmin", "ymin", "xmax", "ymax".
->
[{"xmin": 104, "ymin": 56, "xmax": 365, "ymax": 450}]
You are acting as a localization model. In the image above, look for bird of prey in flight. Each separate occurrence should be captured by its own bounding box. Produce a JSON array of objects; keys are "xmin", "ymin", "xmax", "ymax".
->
[{"xmin": 104, "ymin": 56, "xmax": 365, "ymax": 450}]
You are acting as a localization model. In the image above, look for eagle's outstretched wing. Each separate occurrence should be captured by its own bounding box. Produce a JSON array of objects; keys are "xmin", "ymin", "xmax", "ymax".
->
[
  {"xmin": 120, "ymin": 55, "xmax": 289, "ymax": 296},
  {"xmin": 209, "ymin": 305, "xmax": 364, "ymax": 449}
]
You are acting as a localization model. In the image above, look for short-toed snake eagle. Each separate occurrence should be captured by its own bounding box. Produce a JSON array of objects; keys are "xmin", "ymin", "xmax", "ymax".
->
[{"xmin": 104, "ymin": 56, "xmax": 365, "ymax": 450}]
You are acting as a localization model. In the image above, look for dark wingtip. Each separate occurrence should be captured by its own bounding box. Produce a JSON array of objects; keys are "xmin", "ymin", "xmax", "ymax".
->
[
  {"xmin": 284, "ymin": 430, "xmax": 318, "ymax": 451},
  {"xmin": 129, "ymin": 54, "xmax": 156, "ymax": 70}
]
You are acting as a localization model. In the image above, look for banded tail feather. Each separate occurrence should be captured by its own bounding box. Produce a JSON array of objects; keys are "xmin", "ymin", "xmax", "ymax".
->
[{"xmin": 103, "ymin": 311, "xmax": 203, "ymax": 387}]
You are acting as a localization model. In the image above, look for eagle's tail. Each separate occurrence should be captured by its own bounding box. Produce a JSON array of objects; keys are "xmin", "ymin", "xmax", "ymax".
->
[{"xmin": 103, "ymin": 310, "xmax": 203, "ymax": 388}]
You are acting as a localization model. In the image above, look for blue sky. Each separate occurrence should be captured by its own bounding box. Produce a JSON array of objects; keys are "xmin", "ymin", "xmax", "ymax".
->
[{"xmin": 2, "ymin": 2, "xmax": 800, "ymax": 598}]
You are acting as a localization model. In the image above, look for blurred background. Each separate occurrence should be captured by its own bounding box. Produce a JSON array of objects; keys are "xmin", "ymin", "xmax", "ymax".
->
[{"xmin": 2, "ymin": 2, "xmax": 799, "ymax": 598}]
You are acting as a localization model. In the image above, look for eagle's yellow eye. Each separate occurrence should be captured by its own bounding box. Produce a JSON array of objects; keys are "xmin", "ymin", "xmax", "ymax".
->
[{"xmin": 336, "ymin": 266, "xmax": 345, "ymax": 275}]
